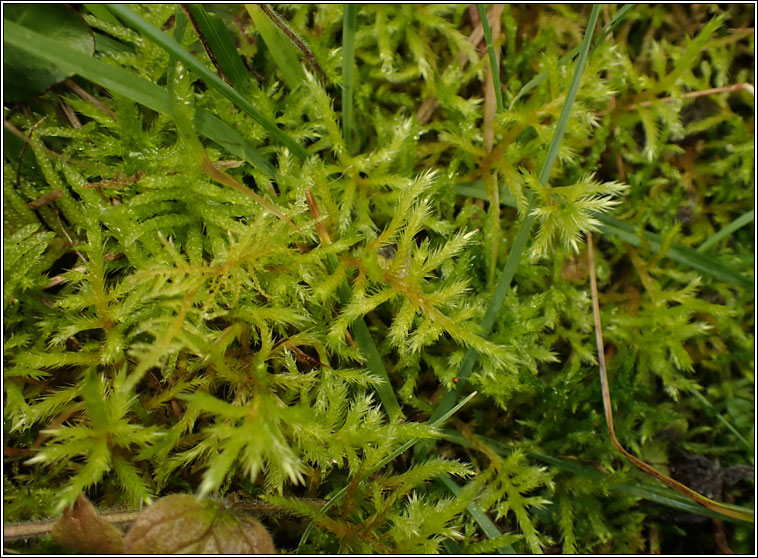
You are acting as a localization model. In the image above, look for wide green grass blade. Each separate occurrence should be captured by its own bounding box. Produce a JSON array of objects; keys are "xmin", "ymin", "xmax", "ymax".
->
[
  {"xmin": 83, "ymin": 3, "xmax": 120, "ymax": 26},
  {"xmin": 455, "ymin": 181, "xmax": 754, "ymax": 290},
  {"xmin": 105, "ymin": 4, "xmax": 308, "ymax": 160},
  {"xmin": 3, "ymin": 19, "xmax": 276, "ymax": 177},
  {"xmin": 696, "ymin": 209, "xmax": 754, "ymax": 253},
  {"xmin": 245, "ymin": 4, "xmax": 306, "ymax": 91},
  {"xmin": 184, "ymin": 4, "xmax": 252, "ymax": 93},
  {"xmin": 427, "ymin": 5, "xmax": 602, "ymax": 426},
  {"xmin": 295, "ymin": 391, "xmax": 478, "ymax": 552},
  {"xmin": 342, "ymin": 4, "xmax": 358, "ymax": 154},
  {"xmin": 194, "ymin": 111, "xmax": 276, "ymax": 177},
  {"xmin": 477, "ymin": 4, "xmax": 504, "ymax": 114}
]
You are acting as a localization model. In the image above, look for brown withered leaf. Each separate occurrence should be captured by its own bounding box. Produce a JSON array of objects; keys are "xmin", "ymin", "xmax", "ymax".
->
[
  {"xmin": 51, "ymin": 493, "xmax": 126, "ymax": 554},
  {"xmin": 124, "ymin": 494, "xmax": 276, "ymax": 554}
]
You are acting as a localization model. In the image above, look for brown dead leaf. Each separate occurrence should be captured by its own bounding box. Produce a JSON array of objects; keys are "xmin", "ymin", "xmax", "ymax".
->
[
  {"xmin": 124, "ymin": 494, "xmax": 276, "ymax": 554},
  {"xmin": 51, "ymin": 493, "xmax": 126, "ymax": 554}
]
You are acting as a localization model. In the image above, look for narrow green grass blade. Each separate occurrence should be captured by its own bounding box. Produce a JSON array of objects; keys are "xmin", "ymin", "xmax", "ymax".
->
[
  {"xmin": 350, "ymin": 317, "xmax": 403, "ymax": 422},
  {"xmin": 342, "ymin": 4, "xmax": 358, "ymax": 154},
  {"xmin": 437, "ymin": 475, "xmax": 515, "ymax": 554},
  {"xmin": 3, "ymin": 19, "xmax": 275, "ymax": 177},
  {"xmin": 105, "ymin": 4, "xmax": 308, "ymax": 160},
  {"xmin": 327, "ymin": 252, "xmax": 401, "ymax": 422},
  {"xmin": 245, "ymin": 4, "xmax": 305, "ymax": 91},
  {"xmin": 688, "ymin": 389, "xmax": 753, "ymax": 455},
  {"xmin": 696, "ymin": 210, "xmax": 754, "ymax": 253},
  {"xmin": 595, "ymin": 214, "xmax": 753, "ymax": 289},
  {"xmin": 613, "ymin": 482, "xmax": 754, "ymax": 523},
  {"xmin": 455, "ymin": 181, "xmax": 754, "ymax": 290},
  {"xmin": 184, "ymin": 4, "xmax": 252, "ymax": 93},
  {"xmin": 427, "ymin": 5, "xmax": 602, "ymax": 426},
  {"xmin": 295, "ymin": 392, "xmax": 478, "ymax": 552},
  {"xmin": 441, "ymin": 432, "xmax": 754, "ymax": 524},
  {"xmin": 477, "ymin": 4, "xmax": 504, "ymax": 114},
  {"xmin": 509, "ymin": 4, "xmax": 635, "ymax": 110}
]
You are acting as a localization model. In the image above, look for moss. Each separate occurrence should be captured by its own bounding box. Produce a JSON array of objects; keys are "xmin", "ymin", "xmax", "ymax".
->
[{"xmin": 3, "ymin": 4, "xmax": 754, "ymax": 554}]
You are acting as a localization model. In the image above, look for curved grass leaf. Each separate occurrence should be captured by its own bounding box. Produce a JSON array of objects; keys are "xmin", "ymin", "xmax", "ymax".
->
[
  {"xmin": 696, "ymin": 210, "xmax": 754, "ymax": 253},
  {"xmin": 437, "ymin": 475, "xmax": 515, "ymax": 554}
]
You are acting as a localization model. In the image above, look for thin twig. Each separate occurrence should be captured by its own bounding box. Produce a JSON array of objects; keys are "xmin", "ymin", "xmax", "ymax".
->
[
  {"xmin": 64, "ymin": 79, "xmax": 118, "ymax": 122},
  {"xmin": 630, "ymin": 82, "xmax": 755, "ymax": 109},
  {"xmin": 3, "ymin": 498, "xmax": 328, "ymax": 541},
  {"xmin": 26, "ymin": 190, "xmax": 62, "ymax": 210},
  {"xmin": 600, "ymin": 82, "xmax": 755, "ymax": 115},
  {"xmin": 58, "ymin": 100, "xmax": 82, "ymax": 129},
  {"xmin": 258, "ymin": 4, "xmax": 328, "ymax": 83}
]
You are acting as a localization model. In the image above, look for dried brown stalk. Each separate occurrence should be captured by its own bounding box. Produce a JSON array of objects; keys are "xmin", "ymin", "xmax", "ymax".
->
[{"xmin": 586, "ymin": 231, "xmax": 753, "ymax": 523}]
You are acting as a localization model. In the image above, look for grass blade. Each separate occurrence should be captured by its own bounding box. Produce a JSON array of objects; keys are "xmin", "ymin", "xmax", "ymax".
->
[
  {"xmin": 168, "ymin": 8, "xmax": 296, "ymax": 231},
  {"xmin": 183, "ymin": 4, "xmax": 253, "ymax": 92},
  {"xmin": 455, "ymin": 181, "xmax": 754, "ymax": 290},
  {"xmin": 244, "ymin": 4, "xmax": 306, "ymax": 91},
  {"xmin": 477, "ymin": 4, "xmax": 504, "ymax": 114},
  {"xmin": 256, "ymin": 4, "xmax": 327, "ymax": 83},
  {"xmin": 304, "ymin": 192, "xmax": 402, "ymax": 422},
  {"xmin": 696, "ymin": 209, "xmax": 754, "ymax": 253},
  {"xmin": 427, "ymin": 5, "xmax": 602, "ymax": 425},
  {"xmin": 342, "ymin": 4, "xmax": 358, "ymax": 154},
  {"xmin": 350, "ymin": 317, "xmax": 403, "ymax": 422},
  {"xmin": 437, "ymin": 475, "xmax": 515, "ymax": 554},
  {"xmin": 295, "ymin": 391, "xmax": 478, "ymax": 552},
  {"xmin": 509, "ymin": 4, "xmax": 635, "ymax": 109},
  {"xmin": 428, "ymin": 7, "xmax": 602, "ymax": 547},
  {"xmin": 105, "ymin": 4, "xmax": 308, "ymax": 160},
  {"xmin": 442, "ymin": 431, "xmax": 754, "ymax": 524},
  {"xmin": 587, "ymin": 232, "xmax": 753, "ymax": 523},
  {"xmin": 3, "ymin": 19, "xmax": 276, "ymax": 177},
  {"xmin": 688, "ymin": 389, "xmax": 753, "ymax": 455},
  {"xmin": 595, "ymin": 214, "xmax": 753, "ymax": 289},
  {"xmin": 83, "ymin": 3, "xmax": 120, "ymax": 26}
]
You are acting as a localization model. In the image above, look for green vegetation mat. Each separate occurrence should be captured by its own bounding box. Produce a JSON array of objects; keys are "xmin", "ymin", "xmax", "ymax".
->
[{"xmin": 3, "ymin": 4, "xmax": 754, "ymax": 554}]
